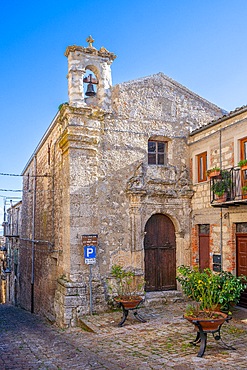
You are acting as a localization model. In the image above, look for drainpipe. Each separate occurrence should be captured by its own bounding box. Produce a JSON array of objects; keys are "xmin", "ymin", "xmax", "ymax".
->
[
  {"xmin": 219, "ymin": 129, "xmax": 223, "ymax": 271},
  {"xmin": 3, "ymin": 197, "xmax": 6, "ymax": 223},
  {"xmin": 220, "ymin": 208, "xmax": 223, "ymax": 271},
  {"xmin": 52, "ymin": 138, "xmax": 59, "ymax": 246},
  {"xmin": 31, "ymin": 155, "xmax": 37, "ymax": 313},
  {"xmin": 219, "ymin": 129, "xmax": 222, "ymax": 170}
]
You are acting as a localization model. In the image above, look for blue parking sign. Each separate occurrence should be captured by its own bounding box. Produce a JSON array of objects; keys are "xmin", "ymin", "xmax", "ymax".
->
[{"xmin": 84, "ymin": 245, "xmax": 96, "ymax": 264}]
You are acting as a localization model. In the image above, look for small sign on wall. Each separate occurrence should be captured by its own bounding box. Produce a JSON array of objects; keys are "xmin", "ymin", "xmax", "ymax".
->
[
  {"xmin": 213, "ymin": 254, "xmax": 221, "ymax": 264},
  {"xmin": 213, "ymin": 254, "xmax": 221, "ymax": 272}
]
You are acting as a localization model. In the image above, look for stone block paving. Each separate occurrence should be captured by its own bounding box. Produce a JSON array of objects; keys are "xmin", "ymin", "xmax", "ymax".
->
[{"xmin": 0, "ymin": 302, "xmax": 246, "ymax": 369}]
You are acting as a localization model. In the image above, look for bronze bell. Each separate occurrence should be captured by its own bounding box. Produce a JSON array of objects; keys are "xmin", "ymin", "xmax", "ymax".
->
[{"xmin": 85, "ymin": 83, "xmax": 96, "ymax": 97}]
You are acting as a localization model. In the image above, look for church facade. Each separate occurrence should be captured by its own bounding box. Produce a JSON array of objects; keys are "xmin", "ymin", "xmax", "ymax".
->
[{"xmin": 18, "ymin": 37, "xmax": 246, "ymax": 327}]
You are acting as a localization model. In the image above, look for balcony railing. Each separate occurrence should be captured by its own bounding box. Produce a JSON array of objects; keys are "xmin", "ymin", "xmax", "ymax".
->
[
  {"xmin": 210, "ymin": 167, "xmax": 247, "ymax": 207},
  {"xmin": 2, "ymin": 221, "xmax": 20, "ymax": 237}
]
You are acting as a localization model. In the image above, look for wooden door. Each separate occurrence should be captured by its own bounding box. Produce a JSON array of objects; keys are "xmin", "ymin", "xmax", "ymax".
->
[
  {"xmin": 144, "ymin": 214, "xmax": 176, "ymax": 291},
  {"xmin": 199, "ymin": 224, "xmax": 210, "ymax": 271},
  {"xmin": 237, "ymin": 234, "xmax": 247, "ymax": 276},
  {"xmin": 236, "ymin": 233, "xmax": 247, "ymax": 308}
]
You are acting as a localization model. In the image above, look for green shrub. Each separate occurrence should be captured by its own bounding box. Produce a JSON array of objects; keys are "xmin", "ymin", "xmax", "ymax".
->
[{"xmin": 177, "ymin": 265, "xmax": 247, "ymax": 312}]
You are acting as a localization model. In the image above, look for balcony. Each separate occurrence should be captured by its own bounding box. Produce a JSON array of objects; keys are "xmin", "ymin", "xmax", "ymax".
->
[
  {"xmin": 2, "ymin": 222, "xmax": 20, "ymax": 238},
  {"xmin": 210, "ymin": 167, "xmax": 247, "ymax": 207}
]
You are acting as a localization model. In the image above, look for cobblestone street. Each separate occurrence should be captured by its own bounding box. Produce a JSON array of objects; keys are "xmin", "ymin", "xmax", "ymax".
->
[{"xmin": 0, "ymin": 302, "xmax": 247, "ymax": 369}]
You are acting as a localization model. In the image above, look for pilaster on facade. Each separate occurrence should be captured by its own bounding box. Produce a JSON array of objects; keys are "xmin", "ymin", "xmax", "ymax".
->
[
  {"xmin": 59, "ymin": 105, "xmax": 104, "ymax": 152},
  {"xmin": 127, "ymin": 192, "xmax": 146, "ymax": 258}
]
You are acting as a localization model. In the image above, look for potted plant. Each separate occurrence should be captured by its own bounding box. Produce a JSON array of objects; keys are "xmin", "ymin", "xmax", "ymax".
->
[
  {"xmin": 211, "ymin": 169, "xmax": 231, "ymax": 201},
  {"xmin": 108, "ymin": 264, "xmax": 145, "ymax": 309},
  {"xmin": 238, "ymin": 159, "xmax": 247, "ymax": 170},
  {"xmin": 242, "ymin": 186, "xmax": 247, "ymax": 195},
  {"xmin": 177, "ymin": 266, "xmax": 247, "ymax": 318},
  {"xmin": 206, "ymin": 167, "xmax": 221, "ymax": 178},
  {"xmin": 108, "ymin": 264, "xmax": 146, "ymax": 326},
  {"xmin": 242, "ymin": 186, "xmax": 247, "ymax": 200},
  {"xmin": 177, "ymin": 266, "xmax": 247, "ymax": 356}
]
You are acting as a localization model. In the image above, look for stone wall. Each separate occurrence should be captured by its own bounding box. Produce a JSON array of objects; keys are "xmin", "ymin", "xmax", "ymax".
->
[{"xmin": 20, "ymin": 117, "xmax": 64, "ymax": 318}]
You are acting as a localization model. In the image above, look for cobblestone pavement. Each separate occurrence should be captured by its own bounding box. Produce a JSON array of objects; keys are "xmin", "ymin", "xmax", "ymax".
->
[{"xmin": 0, "ymin": 302, "xmax": 247, "ymax": 370}]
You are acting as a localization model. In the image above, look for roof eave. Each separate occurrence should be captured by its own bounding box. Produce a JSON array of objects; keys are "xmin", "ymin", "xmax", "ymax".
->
[{"xmin": 190, "ymin": 105, "xmax": 247, "ymax": 136}]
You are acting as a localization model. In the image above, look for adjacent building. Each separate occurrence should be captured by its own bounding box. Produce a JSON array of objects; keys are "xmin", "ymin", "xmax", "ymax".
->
[
  {"xmin": 1, "ymin": 200, "xmax": 22, "ymax": 305},
  {"xmin": 189, "ymin": 107, "xmax": 247, "ymax": 308}
]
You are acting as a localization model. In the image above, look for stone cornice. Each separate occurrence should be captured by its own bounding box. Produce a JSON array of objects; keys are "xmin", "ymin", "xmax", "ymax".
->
[
  {"xmin": 59, "ymin": 125, "xmax": 100, "ymax": 155},
  {"xmin": 65, "ymin": 45, "xmax": 117, "ymax": 61},
  {"xmin": 59, "ymin": 104, "xmax": 106, "ymax": 121}
]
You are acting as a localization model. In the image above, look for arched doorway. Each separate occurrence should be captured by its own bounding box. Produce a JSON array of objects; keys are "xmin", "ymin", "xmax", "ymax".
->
[{"xmin": 144, "ymin": 214, "xmax": 176, "ymax": 291}]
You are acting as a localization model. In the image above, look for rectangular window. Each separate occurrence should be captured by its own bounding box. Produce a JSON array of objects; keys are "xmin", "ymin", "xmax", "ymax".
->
[
  {"xmin": 236, "ymin": 223, "xmax": 247, "ymax": 233},
  {"xmin": 240, "ymin": 137, "xmax": 247, "ymax": 161},
  {"xmin": 148, "ymin": 141, "xmax": 167, "ymax": 165},
  {"xmin": 47, "ymin": 144, "xmax": 51, "ymax": 166},
  {"xmin": 240, "ymin": 137, "xmax": 247, "ymax": 193},
  {"xmin": 27, "ymin": 173, "xmax": 30, "ymax": 190},
  {"xmin": 199, "ymin": 224, "xmax": 210, "ymax": 234},
  {"xmin": 197, "ymin": 152, "xmax": 207, "ymax": 182}
]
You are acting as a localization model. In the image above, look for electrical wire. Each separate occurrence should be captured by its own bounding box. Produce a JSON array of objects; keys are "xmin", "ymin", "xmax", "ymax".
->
[
  {"xmin": 0, "ymin": 172, "xmax": 22, "ymax": 177},
  {"xmin": 0, "ymin": 189, "xmax": 22, "ymax": 192},
  {"xmin": 0, "ymin": 172, "xmax": 50, "ymax": 177},
  {"xmin": 0, "ymin": 195, "xmax": 21, "ymax": 198}
]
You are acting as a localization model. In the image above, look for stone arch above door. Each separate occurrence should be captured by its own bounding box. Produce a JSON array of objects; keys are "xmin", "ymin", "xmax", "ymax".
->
[{"xmin": 144, "ymin": 213, "xmax": 176, "ymax": 291}]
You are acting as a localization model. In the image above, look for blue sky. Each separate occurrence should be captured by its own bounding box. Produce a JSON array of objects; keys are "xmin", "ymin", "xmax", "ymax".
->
[{"xmin": 1, "ymin": 0, "xmax": 247, "ymax": 225}]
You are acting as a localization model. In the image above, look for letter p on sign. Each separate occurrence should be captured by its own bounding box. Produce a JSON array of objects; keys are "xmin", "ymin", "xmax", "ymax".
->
[{"xmin": 84, "ymin": 245, "xmax": 96, "ymax": 264}]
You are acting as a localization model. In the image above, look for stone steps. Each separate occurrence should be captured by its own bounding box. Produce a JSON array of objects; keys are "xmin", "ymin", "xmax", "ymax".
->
[{"xmin": 143, "ymin": 290, "xmax": 184, "ymax": 307}]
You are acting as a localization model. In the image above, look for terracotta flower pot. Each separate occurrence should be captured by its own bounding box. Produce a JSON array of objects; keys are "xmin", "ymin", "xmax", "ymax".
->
[
  {"xmin": 208, "ymin": 170, "xmax": 221, "ymax": 178},
  {"xmin": 184, "ymin": 311, "xmax": 228, "ymax": 332},
  {"xmin": 114, "ymin": 296, "xmax": 143, "ymax": 309},
  {"xmin": 214, "ymin": 192, "xmax": 228, "ymax": 202}
]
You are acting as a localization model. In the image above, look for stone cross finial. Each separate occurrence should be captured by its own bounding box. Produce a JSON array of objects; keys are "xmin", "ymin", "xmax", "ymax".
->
[{"xmin": 86, "ymin": 35, "xmax": 94, "ymax": 48}]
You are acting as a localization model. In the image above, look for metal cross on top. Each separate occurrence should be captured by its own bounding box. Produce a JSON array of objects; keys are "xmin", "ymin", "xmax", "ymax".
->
[{"xmin": 86, "ymin": 35, "xmax": 94, "ymax": 48}]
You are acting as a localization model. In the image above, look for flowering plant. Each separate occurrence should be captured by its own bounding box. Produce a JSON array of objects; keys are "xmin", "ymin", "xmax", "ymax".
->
[
  {"xmin": 177, "ymin": 265, "xmax": 247, "ymax": 314},
  {"xmin": 108, "ymin": 264, "xmax": 145, "ymax": 301}
]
